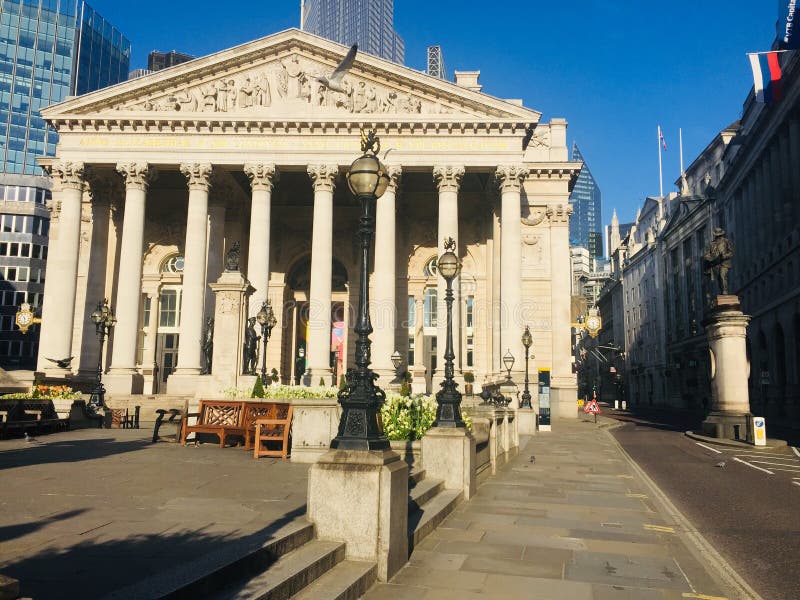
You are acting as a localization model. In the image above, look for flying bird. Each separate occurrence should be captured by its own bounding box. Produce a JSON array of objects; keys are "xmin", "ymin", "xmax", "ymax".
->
[
  {"xmin": 715, "ymin": 461, "xmax": 726, "ymax": 469},
  {"xmin": 315, "ymin": 44, "xmax": 357, "ymax": 93},
  {"xmin": 45, "ymin": 356, "xmax": 74, "ymax": 369}
]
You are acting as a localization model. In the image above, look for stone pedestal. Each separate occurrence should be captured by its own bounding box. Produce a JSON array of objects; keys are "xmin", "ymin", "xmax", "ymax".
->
[
  {"xmin": 410, "ymin": 365, "xmax": 427, "ymax": 395},
  {"xmin": 517, "ymin": 408, "xmax": 537, "ymax": 435},
  {"xmin": 193, "ymin": 270, "xmax": 254, "ymax": 398},
  {"xmin": 308, "ymin": 449, "xmax": 408, "ymax": 582},
  {"xmin": 290, "ymin": 396, "xmax": 341, "ymax": 463},
  {"xmin": 701, "ymin": 296, "xmax": 751, "ymax": 440},
  {"xmin": 421, "ymin": 427, "xmax": 476, "ymax": 500}
]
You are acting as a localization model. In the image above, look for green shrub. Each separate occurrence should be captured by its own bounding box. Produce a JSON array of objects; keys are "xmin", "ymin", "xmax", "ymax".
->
[
  {"xmin": 251, "ymin": 377, "xmax": 266, "ymax": 398},
  {"xmin": 380, "ymin": 395, "xmax": 438, "ymax": 441},
  {"xmin": 270, "ymin": 368, "xmax": 279, "ymax": 383},
  {"xmin": 399, "ymin": 378, "xmax": 411, "ymax": 398},
  {"xmin": 319, "ymin": 377, "xmax": 325, "ymax": 386},
  {"xmin": 463, "ymin": 371, "xmax": 475, "ymax": 384}
]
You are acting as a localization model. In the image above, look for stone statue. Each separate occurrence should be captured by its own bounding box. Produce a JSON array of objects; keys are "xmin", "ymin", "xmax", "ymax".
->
[
  {"xmin": 243, "ymin": 317, "xmax": 260, "ymax": 375},
  {"xmin": 703, "ymin": 227, "xmax": 735, "ymax": 296},
  {"xmin": 225, "ymin": 241, "xmax": 240, "ymax": 271},
  {"xmin": 201, "ymin": 317, "xmax": 214, "ymax": 374}
]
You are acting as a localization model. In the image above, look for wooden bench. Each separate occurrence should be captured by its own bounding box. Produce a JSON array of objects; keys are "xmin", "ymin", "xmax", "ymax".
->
[
  {"xmin": 253, "ymin": 404, "xmax": 293, "ymax": 459},
  {"xmin": 181, "ymin": 400, "xmax": 247, "ymax": 447},
  {"xmin": 0, "ymin": 399, "xmax": 69, "ymax": 439}
]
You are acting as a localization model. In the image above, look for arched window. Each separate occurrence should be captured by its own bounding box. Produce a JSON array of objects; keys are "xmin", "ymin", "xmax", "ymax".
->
[
  {"xmin": 423, "ymin": 256, "xmax": 438, "ymax": 277},
  {"xmin": 161, "ymin": 255, "xmax": 185, "ymax": 273}
]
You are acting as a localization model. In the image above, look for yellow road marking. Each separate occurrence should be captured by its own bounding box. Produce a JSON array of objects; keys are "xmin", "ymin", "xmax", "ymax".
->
[
  {"xmin": 643, "ymin": 524, "xmax": 675, "ymax": 533},
  {"xmin": 625, "ymin": 493, "xmax": 648, "ymax": 498},
  {"xmin": 682, "ymin": 594, "xmax": 728, "ymax": 600}
]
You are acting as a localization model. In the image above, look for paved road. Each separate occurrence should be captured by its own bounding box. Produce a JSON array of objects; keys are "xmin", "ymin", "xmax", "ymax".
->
[{"xmin": 610, "ymin": 415, "xmax": 800, "ymax": 600}]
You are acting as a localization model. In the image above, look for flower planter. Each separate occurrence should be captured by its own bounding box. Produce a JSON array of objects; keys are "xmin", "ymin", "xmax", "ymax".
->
[{"xmin": 390, "ymin": 439, "xmax": 422, "ymax": 468}]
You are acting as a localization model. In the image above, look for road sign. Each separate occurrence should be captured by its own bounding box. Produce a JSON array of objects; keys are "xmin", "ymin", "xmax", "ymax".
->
[
  {"xmin": 752, "ymin": 417, "xmax": 767, "ymax": 446},
  {"xmin": 577, "ymin": 399, "xmax": 585, "ymax": 408},
  {"xmin": 584, "ymin": 399, "xmax": 601, "ymax": 414}
]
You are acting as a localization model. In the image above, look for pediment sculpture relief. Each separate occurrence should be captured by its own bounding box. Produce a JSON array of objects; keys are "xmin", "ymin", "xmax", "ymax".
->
[{"xmin": 118, "ymin": 54, "xmax": 457, "ymax": 116}]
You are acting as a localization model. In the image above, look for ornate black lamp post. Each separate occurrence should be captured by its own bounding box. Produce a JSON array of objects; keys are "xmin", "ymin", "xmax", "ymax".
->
[
  {"xmin": 391, "ymin": 350, "xmax": 402, "ymax": 381},
  {"xmin": 330, "ymin": 131, "xmax": 391, "ymax": 451},
  {"xmin": 520, "ymin": 325, "xmax": 533, "ymax": 408},
  {"xmin": 503, "ymin": 349, "xmax": 515, "ymax": 384},
  {"xmin": 256, "ymin": 300, "xmax": 277, "ymax": 386},
  {"xmin": 88, "ymin": 298, "xmax": 116, "ymax": 412},
  {"xmin": 434, "ymin": 237, "xmax": 466, "ymax": 428}
]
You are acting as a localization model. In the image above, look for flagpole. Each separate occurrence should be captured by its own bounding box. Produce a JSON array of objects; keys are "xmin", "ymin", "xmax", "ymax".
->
[
  {"xmin": 679, "ymin": 127, "xmax": 684, "ymax": 176},
  {"xmin": 300, "ymin": 0, "xmax": 305, "ymax": 30},
  {"xmin": 658, "ymin": 126, "xmax": 664, "ymax": 197}
]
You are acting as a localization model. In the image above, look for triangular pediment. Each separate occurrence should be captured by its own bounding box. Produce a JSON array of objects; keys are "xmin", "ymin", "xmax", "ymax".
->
[{"xmin": 42, "ymin": 29, "xmax": 541, "ymax": 124}]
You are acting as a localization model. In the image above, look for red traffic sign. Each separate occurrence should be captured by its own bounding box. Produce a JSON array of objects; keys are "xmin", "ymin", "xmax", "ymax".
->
[{"xmin": 584, "ymin": 399, "xmax": 601, "ymax": 414}]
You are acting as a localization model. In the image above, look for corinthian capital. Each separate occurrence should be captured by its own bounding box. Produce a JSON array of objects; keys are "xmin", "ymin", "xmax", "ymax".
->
[
  {"xmin": 495, "ymin": 165, "xmax": 529, "ymax": 193},
  {"xmin": 386, "ymin": 165, "xmax": 402, "ymax": 193},
  {"xmin": 180, "ymin": 163, "xmax": 214, "ymax": 191},
  {"xmin": 433, "ymin": 165, "xmax": 464, "ymax": 193},
  {"xmin": 244, "ymin": 163, "xmax": 278, "ymax": 191},
  {"xmin": 546, "ymin": 203, "xmax": 573, "ymax": 224},
  {"xmin": 50, "ymin": 161, "xmax": 85, "ymax": 191},
  {"xmin": 116, "ymin": 162, "xmax": 156, "ymax": 191},
  {"xmin": 307, "ymin": 164, "xmax": 338, "ymax": 193}
]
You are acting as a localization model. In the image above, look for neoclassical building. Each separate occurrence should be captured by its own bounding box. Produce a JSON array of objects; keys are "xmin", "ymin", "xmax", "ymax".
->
[{"xmin": 36, "ymin": 30, "xmax": 579, "ymax": 416}]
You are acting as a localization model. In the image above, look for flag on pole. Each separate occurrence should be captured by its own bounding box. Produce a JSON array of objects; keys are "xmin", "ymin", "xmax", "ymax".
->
[
  {"xmin": 778, "ymin": 1, "xmax": 800, "ymax": 49},
  {"xmin": 658, "ymin": 125, "xmax": 667, "ymax": 151},
  {"xmin": 748, "ymin": 52, "xmax": 784, "ymax": 104}
]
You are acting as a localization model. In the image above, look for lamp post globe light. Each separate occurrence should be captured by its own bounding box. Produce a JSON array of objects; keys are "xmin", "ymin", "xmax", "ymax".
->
[
  {"xmin": 256, "ymin": 300, "xmax": 277, "ymax": 386},
  {"xmin": 330, "ymin": 130, "xmax": 391, "ymax": 450},
  {"xmin": 520, "ymin": 325, "xmax": 534, "ymax": 409},
  {"xmin": 503, "ymin": 349, "xmax": 515, "ymax": 384},
  {"xmin": 88, "ymin": 298, "xmax": 116, "ymax": 412},
  {"xmin": 391, "ymin": 349, "xmax": 402, "ymax": 379},
  {"xmin": 433, "ymin": 237, "xmax": 467, "ymax": 428}
]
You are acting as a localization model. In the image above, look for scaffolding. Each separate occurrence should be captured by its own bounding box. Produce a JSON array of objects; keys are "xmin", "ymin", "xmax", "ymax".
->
[{"xmin": 426, "ymin": 45, "xmax": 446, "ymax": 80}]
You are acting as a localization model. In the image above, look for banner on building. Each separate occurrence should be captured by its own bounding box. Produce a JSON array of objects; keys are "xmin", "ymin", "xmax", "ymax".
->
[{"xmin": 778, "ymin": 1, "xmax": 799, "ymax": 49}]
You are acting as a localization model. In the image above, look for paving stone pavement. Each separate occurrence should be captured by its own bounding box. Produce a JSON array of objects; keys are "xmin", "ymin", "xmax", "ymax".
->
[
  {"xmin": 364, "ymin": 419, "xmax": 737, "ymax": 600},
  {"xmin": 0, "ymin": 427, "xmax": 309, "ymax": 599}
]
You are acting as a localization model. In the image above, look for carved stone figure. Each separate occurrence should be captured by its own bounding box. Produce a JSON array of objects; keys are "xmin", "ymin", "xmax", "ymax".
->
[
  {"xmin": 354, "ymin": 81, "xmax": 367, "ymax": 112},
  {"xmin": 239, "ymin": 77, "xmax": 255, "ymax": 108},
  {"xmin": 226, "ymin": 79, "xmax": 236, "ymax": 110},
  {"xmin": 703, "ymin": 227, "xmax": 735, "ymax": 296},
  {"xmin": 201, "ymin": 317, "xmax": 214, "ymax": 374},
  {"xmin": 243, "ymin": 317, "xmax": 260, "ymax": 375},
  {"xmin": 215, "ymin": 80, "xmax": 228, "ymax": 111},
  {"xmin": 254, "ymin": 75, "xmax": 271, "ymax": 106},
  {"xmin": 201, "ymin": 85, "xmax": 216, "ymax": 111},
  {"xmin": 225, "ymin": 241, "xmax": 241, "ymax": 271}
]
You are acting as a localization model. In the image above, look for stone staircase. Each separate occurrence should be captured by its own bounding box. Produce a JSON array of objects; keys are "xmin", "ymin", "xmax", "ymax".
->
[{"xmin": 114, "ymin": 468, "xmax": 462, "ymax": 599}]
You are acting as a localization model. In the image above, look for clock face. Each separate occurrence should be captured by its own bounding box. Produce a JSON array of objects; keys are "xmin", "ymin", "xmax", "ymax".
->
[
  {"xmin": 586, "ymin": 316, "xmax": 601, "ymax": 330},
  {"xmin": 17, "ymin": 312, "xmax": 32, "ymax": 326}
]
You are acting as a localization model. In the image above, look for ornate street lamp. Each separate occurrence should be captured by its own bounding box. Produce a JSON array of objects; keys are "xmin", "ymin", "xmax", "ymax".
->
[
  {"xmin": 503, "ymin": 349, "xmax": 515, "ymax": 384},
  {"xmin": 434, "ymin": 237, "xmax": 466, "ymax": 428},
  {"xmin": 256, "ymin": 300, "xmax": 277, "ymax": 386},
  {"xmin": 330, "ymin": 130, "xmax": 391, "ymax": 450},
  {"xmin": 520, "ymin": 325, "xmax": 533, "ymax": 409},
  {"xmin": 391, "ymin": 350, "xmax": 402, "ymax": 381},
  {"xmin": 88, "ymin": 298, "xmax": 116, "ymax": 412}
]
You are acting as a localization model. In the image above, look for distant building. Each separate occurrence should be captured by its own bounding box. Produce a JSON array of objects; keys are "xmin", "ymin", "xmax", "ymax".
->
[
  {"xmin": 427, "ymin": 45, "xmax": 446, "ymax": 80},
  {"xmin": 569, "ymin": 143, "xmax": 602, "ymax": 258},
  {"xmin": 302, "ymin": 0, "xmax": 404, "ymax": 63},
  {"xmin": 570, "ymin": 246, "xmax": 610, "ymax": 308},
  {"xmin": 0, "ymin": 0, "xmax": 130, "ymax": 367},
  {"xmin": 128, "ymin": 69, "xmax": 153, "ymax": 80},
  {"xmin": 604, "ymin": 209, "xmax": 633, "ymax": 259},
  {"xmin": 147, "ymin": 50, "xmax": 195, "ymax": 72}
]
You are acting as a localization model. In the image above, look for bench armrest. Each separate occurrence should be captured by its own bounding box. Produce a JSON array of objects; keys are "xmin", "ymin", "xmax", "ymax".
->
[{"xmin": 185, "ymin": 412, "xmax": 200, "ymax": 418}]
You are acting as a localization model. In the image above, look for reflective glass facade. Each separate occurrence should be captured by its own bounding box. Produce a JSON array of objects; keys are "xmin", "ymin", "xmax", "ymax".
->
[
  {"xmin": 303, "ymin": 0, "xmax": 404, "ymax": 64},
  {"xmin": 0, "ymin": 0, "xmax": 130, "ymax": 175},
  {"xmin": 569, "ymin": 143, "xmax": 603, "ymax": 258}
]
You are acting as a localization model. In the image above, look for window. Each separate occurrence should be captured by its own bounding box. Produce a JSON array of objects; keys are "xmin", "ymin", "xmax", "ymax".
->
[
  {"xmin": 161, "ymin": 255, "xmax": 185, "ymax": 273},
  {"xmin": 423, "ymin": 288, "xmax": 437, "ymax": 328},
  {"xmin": 407, "ymin": 296, "xmax": 415, "ymax": 329},
  {"xmin": 407, "ymin": 336, "xmax": 414, "ymax": 367},
  {"xmin": 159, "ymin": 289, "xmax": 180, "ymax": 327},
  {"xmin": 466, "ymin": 335, "xmax": 474, "ymax": 367},
  {"xmin": 423, "ymin": 257, "xmax": 438, "ymax": 277},
  {"xmin": 466, "ymin": 295, "xmax": 474, "ymax": 329}
]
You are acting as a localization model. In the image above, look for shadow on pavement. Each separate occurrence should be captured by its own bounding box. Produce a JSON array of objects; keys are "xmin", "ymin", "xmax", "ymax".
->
[
  {"xmin": 0, "ymin": 509, "xmax": 88, "ymax": 543},
  {"xmin": 0, "ymin": 437, "xmax": 153, "ymax": 470}
]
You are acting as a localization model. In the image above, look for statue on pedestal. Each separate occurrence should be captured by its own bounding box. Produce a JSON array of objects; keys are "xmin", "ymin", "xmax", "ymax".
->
[
  {"xmin": 225, "ymin": 241, "xmax": 241, "ymax": 272},
  {"xmin": 703, "ymin": 227, "xmax": 734, "ymax": 296},
  {"xmin": 201, "ymin": 317, "xmax": 214, "ymax": 374},
  {"xmin": 243, "ymin": 316, "xmax": 260, "ymax": 375}
]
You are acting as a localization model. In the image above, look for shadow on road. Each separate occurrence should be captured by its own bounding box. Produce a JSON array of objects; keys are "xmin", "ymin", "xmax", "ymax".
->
[{"xmin": 0, "ymin": 437, "xmax": 153, "ymax": 471}]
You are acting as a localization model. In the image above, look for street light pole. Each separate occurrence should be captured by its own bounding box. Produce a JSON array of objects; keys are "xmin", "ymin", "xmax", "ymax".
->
[
  {"xmin": 330, "ymin": 130, "xmax": 391, "ymax": 451},
  {"xmin": 256, "ymin": 300, "xmax": 277, "ymax": 386},
  {"xmin": 88, "ymin": 298, "xmax": 116, "ymax": 413},
  {"xmin": 521, "ymin": 325, "xmax": 533, "ymax": 409}
]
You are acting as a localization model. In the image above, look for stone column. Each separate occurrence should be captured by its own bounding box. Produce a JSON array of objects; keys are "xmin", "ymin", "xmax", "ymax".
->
[
  {"xmin": 140, "ymin": 288, "xmax": 159, "ymax": 394},
  {"xmin": 497, "ymin": 165, "xmax": 528, "ymax": 379},
  {"xmin": 306, "ymin": 164, "xmax": 337, "ymax": 385},
  {"xmin": 491, "ymin": 203, "xmax": 502, "ymax": 377},
  {"xmin": 433, "ymin": 165, "xmax": 464, "ymax": 379},
  {"xmin": 106, "ymin": 162, "xmax": 154, "ymax": 394},
  {"xmin": 411, "ymin": 295, "xmax": 427, "ymax": 394},
  {"xmin": 36, "ymin": 161, "xmax": 85, "ymax": 376},
  {"xmin": 244, "ymin": 163, "xmax": 278, "ymax": 318},
  {"xmin": 205, "ymin": 199, "xmax": 227, "ymax": 320},
  {"xmin": 169, "ymin": 163, "xmax": 213, "ymax": 395},
  {"xmin": 372, "ymin": 166, "xmax": 401, "ymax": 382}
]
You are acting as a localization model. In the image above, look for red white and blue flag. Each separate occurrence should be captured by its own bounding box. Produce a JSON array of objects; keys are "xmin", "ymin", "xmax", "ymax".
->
[
  {"xmin": 658, "ymin": 125, "xmax": 667, "ymax": 151},
  {"xmin": 748, "ymin": 51, "xmax": 784, "ymax": 104}
]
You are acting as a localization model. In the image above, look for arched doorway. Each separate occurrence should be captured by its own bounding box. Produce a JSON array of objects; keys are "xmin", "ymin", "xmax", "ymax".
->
[{"xmin": 282, "ymin": 256, "xmax": 349, "ymax": 385}]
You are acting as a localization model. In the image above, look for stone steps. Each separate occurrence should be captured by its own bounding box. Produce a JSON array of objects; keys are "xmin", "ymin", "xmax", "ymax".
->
[
  {"xmin": 408, "ymin": 476, "xmax": 444, "ymax": 511},
  {"xmin": 291, "ymin": 560, "xmax": 377, "ymax": 600},
  {"xmin": 408, "ymin": 489, "xmax": 462, "ymax": 552}
]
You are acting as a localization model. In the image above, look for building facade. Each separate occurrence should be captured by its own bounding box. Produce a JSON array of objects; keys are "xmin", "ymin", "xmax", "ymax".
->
[
  {"xmin": 302, "ymin": 0, "xmax": 403, "ymax": 64},
  {"xmin": 147, "ymin": 50, "xmax": 195, "ymax": 72},
  {"xmin": 36, "ymin": 30, "xmax": 580, "ymax": 416},
  {"xmin": 569, "ymin": 142, "xmax": 602, "ymax": 258},
  {"xmin": 0, "ymin": 0, "xmax": 129, "ymax": 366}
]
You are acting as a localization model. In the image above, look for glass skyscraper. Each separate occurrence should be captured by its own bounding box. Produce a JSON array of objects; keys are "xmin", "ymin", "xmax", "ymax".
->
[
  {"xmin": 569, "ymin": 142, "xmax": 603, "ymax": 258},
  {"xmin": 302, "ymin": 0, "xmax": 404, "ymax": 64},
  {"xmin": 0, "ymin": 0, "xmax": 130, "ymax": 367}
]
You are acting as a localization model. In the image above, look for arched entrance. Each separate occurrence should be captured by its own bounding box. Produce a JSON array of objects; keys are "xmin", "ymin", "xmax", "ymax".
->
[{"xmin": 282, "ymin": 256, "xmax": 349, "ymax": 385}]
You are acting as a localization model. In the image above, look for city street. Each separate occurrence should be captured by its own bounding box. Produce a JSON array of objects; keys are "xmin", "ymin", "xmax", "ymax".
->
[{"xmin": 609, "ymin": 413, "xmax": 800, "ymax": 600}]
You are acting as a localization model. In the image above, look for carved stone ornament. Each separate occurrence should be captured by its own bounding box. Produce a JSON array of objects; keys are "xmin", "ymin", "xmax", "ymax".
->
[
  {"xmin": 225, "ymin": 241, "xmax": 241, "ymax": 271},
  {"xmin": 529, "ymin": 127, "xmax": 550, "ymax": 148},
  {"xmin": 50, "ymin": 161, "xmax": 85, "ymax": 191},
  {"xmin": 86, "ymin": 171, "xmax": 122, "ymax": 205},
  {"xmin": 495, "ymin": 165, "xmax": 529, "ymax": 192},
  {"xmin": 521, "ymin": 209, "xmax": 546, "ymax": 227},
  {"xmin": 116, "ymin": 162, "xmax": 156, "ymax": 190},
  {"xmin": 218, "ymin": 295, "xmax": 237, "ymax": 314},
  {"xmin": 244, "ymin": 163, "xmax": 278, "ymax": 191},
  {"xmin": 386, "ymin": 165, "xmax": 402, "ymax": 192},
  {"xmin": 180, "ymin": 163, "xmax": 214, "ymax": 191},
  {"xmin": 546, "ymin": 203, "xmax": 572, "ymax": 224},
  {"xmin": 308, "ymin": 164, "xmax": 338, "ymax": 193},
  {"xmin": 433, "ymin": 165, "xmax": 464, "ymax": 193}
]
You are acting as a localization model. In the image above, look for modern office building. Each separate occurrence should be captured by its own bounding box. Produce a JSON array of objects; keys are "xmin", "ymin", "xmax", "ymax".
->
[
  {"xmin": 569, "ymin": 142, "xmax": 603, "ymax": 258},
  {"xmin": 0, "ymin": 0, "xmax": 130, "ymax": 367},
  {"xmin": 302, "ymin": 0, "xmax": 404, "ymax": 63},
  {"xmin": 147, "ymin": 50, "xmax": 195, "ymax": 72}
]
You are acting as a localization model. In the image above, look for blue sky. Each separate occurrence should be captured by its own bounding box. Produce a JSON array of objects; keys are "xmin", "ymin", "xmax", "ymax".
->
[{"xmin": 92, "ymin": 1, "xmax": 777, "ymax": 230}]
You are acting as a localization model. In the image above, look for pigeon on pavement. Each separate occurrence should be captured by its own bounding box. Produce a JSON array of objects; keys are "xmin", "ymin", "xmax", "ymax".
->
[
  {"xmin": 715, "ymin": 461, "xmax": 726, "ymax": 469},
  {"xmin": 315, "ymin": 44, "xmax": 357, "ymax": 93},
  {"xmin": 24, "ymin": 432, "xmax": 40, "ymax": 444}
]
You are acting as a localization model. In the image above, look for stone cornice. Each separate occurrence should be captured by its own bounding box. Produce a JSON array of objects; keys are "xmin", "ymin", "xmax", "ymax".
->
[
  {"xmin": 244, "ymin": 163, "xmax": 279, "ymax": 191},
  {"xmin": 433, "ymin": 165, "xmax": 464, "ymax": 193},
  {"xmin": 495, "ymin": 164, "xmax": 529, "ymax": 192},
  {"xmin": 48, "ymin": 161, "xmax": 85, "ymax": 191},
  {"xmin": 307, "ymin": 164, "xmax": 338, "ymax": 193},
  {"xmin": 180, "ymin": 162, "xmax": 214, "ymax": 191},
  {"xmin": 116, "ymin": 162, "xmax": 156, "ymax": 191}
]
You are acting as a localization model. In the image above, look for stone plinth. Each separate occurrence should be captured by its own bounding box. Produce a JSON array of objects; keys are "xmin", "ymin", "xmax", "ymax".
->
[
  {"xmin": 193, "ymin": 270, "xmax": 254, "ymax": 398},
  {"xmin": 290, "ymin": 396, "xmax": 341, "ymax": 463},
  {"xmin": 307, "ymin": 449, "xmax": 408, "ymax": 582},
  {"xmin": 701, "ymin": 296, "xmax": 751, "ymax": 440},
  {"xmin": 517, "ymin": 407, "xmax": 537, "ymax": 435},
  {"xmin": 421, "ymin": 427, "xmax": 476, "ymax": 500}
]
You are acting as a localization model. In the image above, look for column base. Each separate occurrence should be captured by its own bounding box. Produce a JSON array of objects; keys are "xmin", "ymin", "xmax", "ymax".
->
[
  {"xmin": 304, "ymin": 368, "xmax": 333, "ymax": 387},
  {"xmin": 550, "ymin": 383, "xmax": 578, "ymax": 420},
  {"xmin": 308, "ymin": 448, "xmax": 408, "ymax": 582},
  {"xmin": 410, "ymin": 365, "xmax": 427, "ymax": 395},
  {"xmin": 421, "ymin": 426, "xmax": 476, "ymax": 500},
  {"xmin": 166, "ymin": 371, "xmax": 201, "ymax": 396},
  {"xmin": 701, "ymin": 411, "xmax": 751, "ymax": 442},
  {"xmin": 105, "ymin": 370, "xmax": 144, "ymax": 395}
]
